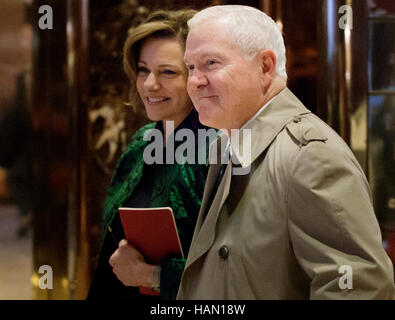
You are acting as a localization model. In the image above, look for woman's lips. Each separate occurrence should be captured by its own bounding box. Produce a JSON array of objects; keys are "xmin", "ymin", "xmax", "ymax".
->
[{"xmin": 146, "ymin": 97, "xmax": 170, "ymax": 104}]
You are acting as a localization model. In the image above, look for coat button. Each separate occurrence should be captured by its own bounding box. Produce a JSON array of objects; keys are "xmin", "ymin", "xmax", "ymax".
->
[
  {"xmin": 293, "ymin": 117, "xmax": 301, "ymax": 123},
  {"xmin": 218, "ymin": 245, "xmax": 229, "ymax": 259}
]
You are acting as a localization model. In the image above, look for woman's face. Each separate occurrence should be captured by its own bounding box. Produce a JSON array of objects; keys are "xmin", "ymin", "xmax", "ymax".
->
[{"xmin": 136, "ymin": 37, "xmax": 192, "ymax": 127}]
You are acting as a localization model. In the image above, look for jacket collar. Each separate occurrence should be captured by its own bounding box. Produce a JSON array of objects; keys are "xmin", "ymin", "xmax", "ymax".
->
[
  {"xmin": 185, "ymin": 88, "xmax": 312, "ymax": 268},
  {"xmin": 157, "ymin": 108, "xmax": 207, "ymax": 146},
  {"xmin": 230, "ymin": 87, "xmax": 311, "ymax": 168}
]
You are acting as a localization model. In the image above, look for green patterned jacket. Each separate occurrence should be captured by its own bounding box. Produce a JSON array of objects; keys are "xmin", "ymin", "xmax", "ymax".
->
[{"xmin": 101, "ymin": 111, "xmax": 211, "ymax": 299}]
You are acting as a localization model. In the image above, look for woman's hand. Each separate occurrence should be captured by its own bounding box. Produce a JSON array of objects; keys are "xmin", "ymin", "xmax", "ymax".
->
[{"xmin": 109, "ymin": 239, "xmax": 155, "ymax": 287}]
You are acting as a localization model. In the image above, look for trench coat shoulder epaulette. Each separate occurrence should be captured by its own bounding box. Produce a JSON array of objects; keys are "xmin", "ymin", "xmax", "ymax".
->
[{"xmin": 285, "ymin": 114, "xmax": 328, "ymax": 146}]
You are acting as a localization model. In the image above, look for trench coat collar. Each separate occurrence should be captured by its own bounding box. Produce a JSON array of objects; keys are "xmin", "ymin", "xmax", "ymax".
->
[
  {"xmin": 185, "ymin": 88, "xmax": 312, "ymax": 268},
  {"xmin": 230, "ymin": 87, "xmax": 311, "ymax": 169}
]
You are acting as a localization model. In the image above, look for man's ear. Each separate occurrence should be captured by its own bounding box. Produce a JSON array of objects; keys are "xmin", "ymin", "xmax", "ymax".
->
[{"xmin": 257, "ymin": 49, "xmax": 276, "ymax": 88}]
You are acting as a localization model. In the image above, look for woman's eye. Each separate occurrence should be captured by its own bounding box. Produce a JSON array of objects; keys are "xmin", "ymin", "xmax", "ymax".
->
[
  {"xmin": 137, "ymin": 66, "xmax": 149, "ymax": 73},
  {"xmin": 187, "ymin": 65, "xmax": 194, "ymax": 71},
  {"xmin": 162, "ymin": 70, "xmax": 176, "ymax": 75}
]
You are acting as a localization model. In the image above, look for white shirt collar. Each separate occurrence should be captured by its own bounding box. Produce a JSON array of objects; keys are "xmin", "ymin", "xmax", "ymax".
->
[
  {"xmin": 228, "ymin": 98, "xmax": 274, "ymax": 164},
  {"xmin": 240, "ymin": 97, "xmax": 275, "ymax": 130}
]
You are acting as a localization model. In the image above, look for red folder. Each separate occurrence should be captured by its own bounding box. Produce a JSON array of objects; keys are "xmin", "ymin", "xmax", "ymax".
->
[{"xmin": 118, "ymin": 207, "xmax": 183, "ymax": 296}]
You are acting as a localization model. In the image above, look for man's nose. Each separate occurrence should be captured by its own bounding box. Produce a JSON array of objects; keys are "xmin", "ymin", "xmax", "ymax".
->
[
  {"xmin": 144, "ymin": 72, "xmax": 160, "ymax": 90},
  {"xmin": 188, "ymin": 69, "xmax": 208, "ymax": 89}
]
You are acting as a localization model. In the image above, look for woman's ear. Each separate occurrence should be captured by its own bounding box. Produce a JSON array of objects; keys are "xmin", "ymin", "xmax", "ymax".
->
[{"xmin": 257, "ymin": 49, "xmax": 276, "ymax": 88}]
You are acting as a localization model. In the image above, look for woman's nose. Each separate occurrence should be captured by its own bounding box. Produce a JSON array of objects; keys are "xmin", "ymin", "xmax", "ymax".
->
[{"xmin": 144, "ymin": 72, "xmax": 160, "ymax": 90}]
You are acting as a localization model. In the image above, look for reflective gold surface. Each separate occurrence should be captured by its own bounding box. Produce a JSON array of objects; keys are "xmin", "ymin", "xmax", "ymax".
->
[
  {"xmin": 31, "ymin": 0, "xmax": 69, "ymax": 300},
  {"xmin": 5, "ymin": 0, "xmax": 391, "ymax": 300}
]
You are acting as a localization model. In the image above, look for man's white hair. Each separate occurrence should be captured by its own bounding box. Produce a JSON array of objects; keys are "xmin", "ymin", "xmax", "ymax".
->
[{"xmin": 188, "ymin": 5, "xmax": 287, "ymax": 80}]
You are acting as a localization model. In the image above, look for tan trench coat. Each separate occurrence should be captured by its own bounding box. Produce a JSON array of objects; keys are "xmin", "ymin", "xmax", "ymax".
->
[{"xmin": 177, "ymin": 88, "xmax": 395, "ymax": 300}]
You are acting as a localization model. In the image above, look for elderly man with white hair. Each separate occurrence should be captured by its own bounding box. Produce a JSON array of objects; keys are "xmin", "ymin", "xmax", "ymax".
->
[{"xmin": 177, "ymin": 5, "xmax": 395, "ymax": 300}]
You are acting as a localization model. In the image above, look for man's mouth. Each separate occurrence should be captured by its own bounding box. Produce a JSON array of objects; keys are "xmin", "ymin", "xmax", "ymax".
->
[{"xmin": 197, "ymin": 95, "xmax": 217, "ymax": 100}]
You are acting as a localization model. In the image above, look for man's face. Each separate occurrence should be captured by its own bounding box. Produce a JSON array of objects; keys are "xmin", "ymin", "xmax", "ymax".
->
[{"xmin": 184, "ymin": 19, "xmax": 264, "ymax": 130}]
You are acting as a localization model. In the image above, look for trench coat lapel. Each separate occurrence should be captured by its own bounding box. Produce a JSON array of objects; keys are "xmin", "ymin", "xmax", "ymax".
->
[
  {"xmin": 193, "ymin": 162, "xmax": 222, "ymax": 231},
  {"xmin": 185, "ymin": 137, "xmax": 232, "ymax": 268}
]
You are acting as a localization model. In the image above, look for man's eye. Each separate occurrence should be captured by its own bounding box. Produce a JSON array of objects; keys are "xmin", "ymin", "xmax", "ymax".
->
[
  {"xmin": 207, "ymin": 60, "xmax": 216, "ymax": 65},
  {"xmin": 137, "ymin": 66, "xmax": 149, "ymax": 73},
  {"xmin": 187, "ymin": 65, "xmax": 195, "ymax": 71}
]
